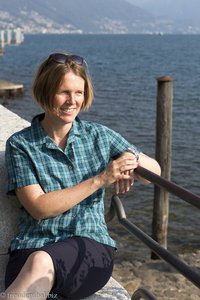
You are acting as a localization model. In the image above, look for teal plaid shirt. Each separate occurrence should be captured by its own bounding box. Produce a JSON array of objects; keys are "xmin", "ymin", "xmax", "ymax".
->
[{"xmin": 6, "ymin": 114, "xmax": 140, "ymax": 251}]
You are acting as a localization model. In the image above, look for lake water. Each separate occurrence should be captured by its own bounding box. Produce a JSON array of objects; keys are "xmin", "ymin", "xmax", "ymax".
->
[{"xmin": 1, "ymin": 34, "xmax": 200, "ymax": 259}]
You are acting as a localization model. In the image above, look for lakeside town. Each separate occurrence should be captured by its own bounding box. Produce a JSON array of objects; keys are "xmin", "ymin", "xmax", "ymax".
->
[{"xmin": 1, "ymin": 1, "xmax": 200, "ymax": 35}]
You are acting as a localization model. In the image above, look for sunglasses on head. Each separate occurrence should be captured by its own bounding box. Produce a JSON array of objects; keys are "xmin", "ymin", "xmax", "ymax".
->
[{"xmin": 48, "ymin": 53, "xmax": 85, "ymax": 66}]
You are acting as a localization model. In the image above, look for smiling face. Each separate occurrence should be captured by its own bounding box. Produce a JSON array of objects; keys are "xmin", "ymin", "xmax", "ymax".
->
[
  {"xmin": 47, "ymin": 71, "xmax": 85, "ymax": 126},
  {"xmin": 33, "ymin": 52, "xmax": 94, "ymax": 116}
]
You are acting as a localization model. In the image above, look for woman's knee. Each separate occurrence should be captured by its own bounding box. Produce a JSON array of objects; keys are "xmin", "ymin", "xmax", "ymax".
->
[{"xmin": 25, "ymin": 250, "xmax": 55, "ymax": 277}]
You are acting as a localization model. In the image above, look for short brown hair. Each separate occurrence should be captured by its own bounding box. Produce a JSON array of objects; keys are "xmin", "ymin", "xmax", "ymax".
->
[{"xmin": 32, "ymin": 52, "xmax": 94, "ymax": 112}]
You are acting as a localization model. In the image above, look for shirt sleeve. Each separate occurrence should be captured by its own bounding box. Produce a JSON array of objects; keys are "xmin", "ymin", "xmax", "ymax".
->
[
  {"xmin": 5, "ymin": 137, "xmax": 39, "ymax": 194},
  {"xmin": 105, "ymin": 126, "xmax": 141, "ymax": 159}
]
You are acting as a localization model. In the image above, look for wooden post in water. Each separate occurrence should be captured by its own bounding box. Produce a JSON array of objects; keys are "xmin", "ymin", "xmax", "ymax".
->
[{"xmin": 151, "ymin": 76, "xmax": 173, "ymax": 259}]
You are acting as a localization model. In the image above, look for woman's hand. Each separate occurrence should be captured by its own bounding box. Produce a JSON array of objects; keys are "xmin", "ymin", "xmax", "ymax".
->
[
  {"xmin": 99, "ymin": 151, "xmax": 139, "ymax": 194},
  {"xmin": 114, "ymin": 169, "xmax": 134, "ymax": 194},
  {"xmin": 114, "ymin": 151, "xmax": 139, "ymax": 194}
]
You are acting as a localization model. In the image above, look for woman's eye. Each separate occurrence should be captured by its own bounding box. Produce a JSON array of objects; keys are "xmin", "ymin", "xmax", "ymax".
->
[
  {"xmin": 58, "ymin": 91, "xmax": 69, "ymax": 96},
  {"xmin": 56, "ymin": 91, "xmax": 84, "ymax": 97},
  {"xmin": 76, "ymin": 91, "xmax": 84, "ymax": 96}
]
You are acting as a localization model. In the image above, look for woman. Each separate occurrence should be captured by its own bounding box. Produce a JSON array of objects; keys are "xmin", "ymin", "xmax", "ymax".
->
[{"xmin": 3, "ymin": 52, "xmax": 161, "ymax": 300}]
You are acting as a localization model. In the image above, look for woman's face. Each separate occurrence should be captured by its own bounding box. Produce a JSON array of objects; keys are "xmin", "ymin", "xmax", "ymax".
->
[{"xmin": 52, "ymin": 71, "xmax": 85, "ymax": 125}]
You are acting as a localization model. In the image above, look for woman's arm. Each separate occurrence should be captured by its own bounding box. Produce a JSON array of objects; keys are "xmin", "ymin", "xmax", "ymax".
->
[
  {"xmin": 113, "ymin": 152, "xmax": 161, "ymax": 194},
  {"xmin": 16, "ymin": 152, "xmax": 137, "ymax": 220},
  {"xmin": 135, "ymin": 152, "xmax": 161, "ymax": 184}
]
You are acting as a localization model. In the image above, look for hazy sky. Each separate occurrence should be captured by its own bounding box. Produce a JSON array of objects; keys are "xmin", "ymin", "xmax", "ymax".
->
[{"xmin": 128, "ymin": 0, "xmax": 199, "ymax": 20}]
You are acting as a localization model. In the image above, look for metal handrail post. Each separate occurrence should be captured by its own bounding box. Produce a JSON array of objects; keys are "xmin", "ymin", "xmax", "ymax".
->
[
  {"xmin": 132, "ymin": 287, "xmax": 158, "ymax": 300},
  {"xmin": 111, "ymin": 195, "xmax": 200, "ymax": 289}
]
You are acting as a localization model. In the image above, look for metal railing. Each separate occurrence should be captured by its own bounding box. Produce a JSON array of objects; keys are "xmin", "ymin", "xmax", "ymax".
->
[
  {"xmin": 106, "ymin": 166, "xmax": 200, "ymax": 299},
  {"xmin": 135, "ymin": 166, "xmax": 200, "ymax": 209},
  {"xmin": 132, "ymin": 288, "xmax": 158, "ymax": 300}
]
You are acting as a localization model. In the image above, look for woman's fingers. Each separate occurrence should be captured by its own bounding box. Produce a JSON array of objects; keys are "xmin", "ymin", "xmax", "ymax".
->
[
  {"xmin": 114, "ymin": 181, "xmax": 120, "ymax": 194},
  {"xmin": 114, "ymin": 170, "xmax": 134, "ymax": 194},
  {"xmin": 102, "ymin": 152, "xmax": 138, "ymax": 189},
  {"xmin": 124, "ymin": 170, "xmax": 134, "ymax": 192}
]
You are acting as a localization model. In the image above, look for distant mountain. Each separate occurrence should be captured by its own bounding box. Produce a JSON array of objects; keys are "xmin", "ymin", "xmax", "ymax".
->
[
  {"xmin": 0, "ymin": 0, "xmax": 200, "ymax": 34},
  {"xmin": 0, "ymin": 0, "xmax": 157, "ymax": 34}
]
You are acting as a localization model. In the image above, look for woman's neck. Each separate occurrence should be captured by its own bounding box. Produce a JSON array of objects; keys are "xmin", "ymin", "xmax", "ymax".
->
[{"xmin": 41, "ymin": 114, "xmax": 72, "ymax": 150}]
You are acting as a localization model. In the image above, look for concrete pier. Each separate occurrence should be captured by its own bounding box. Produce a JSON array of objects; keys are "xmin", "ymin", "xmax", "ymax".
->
[
  {"xmin": 0, "ymin": 80, "xmax": 24, "ymax": 98},
  {"xmin": 0, "ymin": 28, "xmax": 24, "ymax": 46},
  {"xmin": 0, "ymin": 104, "xmax": 131, "ymax": 299}
]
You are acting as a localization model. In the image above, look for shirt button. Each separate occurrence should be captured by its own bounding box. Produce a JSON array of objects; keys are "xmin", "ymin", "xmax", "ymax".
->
[{"xmin": 68, "ymin": 165, "xmax": 73, "ymax": 170}]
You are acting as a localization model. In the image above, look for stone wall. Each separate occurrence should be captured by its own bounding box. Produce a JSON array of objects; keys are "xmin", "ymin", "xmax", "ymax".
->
[{"xmin": 0, "ymin": 105, "xmax": 29, "ymax": 291}]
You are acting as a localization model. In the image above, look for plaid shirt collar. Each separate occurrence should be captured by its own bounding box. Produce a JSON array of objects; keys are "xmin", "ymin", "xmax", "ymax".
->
[{"xmin": 30, "ymin": 113, "xmax": 86, "ymax": 148}]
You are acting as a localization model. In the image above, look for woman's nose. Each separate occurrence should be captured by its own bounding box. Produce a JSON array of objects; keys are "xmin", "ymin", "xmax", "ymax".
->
[{"xmin": 66, "ymin": 93, "xmax": 76, "ymax": 103}]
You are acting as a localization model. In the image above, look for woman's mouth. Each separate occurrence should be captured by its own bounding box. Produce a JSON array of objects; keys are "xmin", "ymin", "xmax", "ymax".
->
[{"xmin": 61, "ymin": 107, "xmax": 75, "ymax": 113}]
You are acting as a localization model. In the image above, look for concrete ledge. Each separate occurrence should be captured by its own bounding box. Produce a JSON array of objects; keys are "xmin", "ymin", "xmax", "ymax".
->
[
  {"xmin": 0, "ymin": 80, "xmax": 24, "ymax": 98},
  {"xmin": 85, "ymin": 277, "xmax": 131, "ymax": 299},
  {"xmin": 0, "ymin": 105, "xmax": 29, "ymax": 293},
  {"xmin": 0, "ymin": 105, "xmax": 131, "ymax": 299}
]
